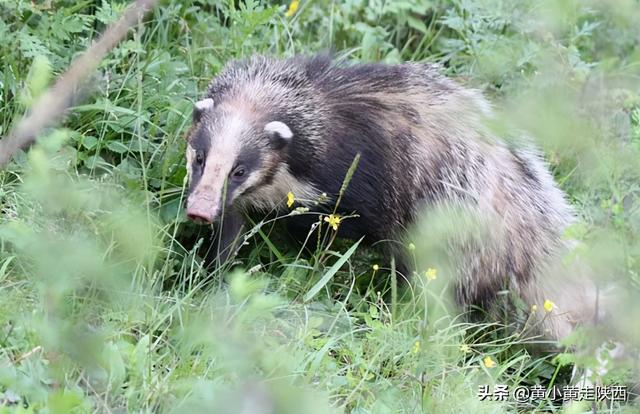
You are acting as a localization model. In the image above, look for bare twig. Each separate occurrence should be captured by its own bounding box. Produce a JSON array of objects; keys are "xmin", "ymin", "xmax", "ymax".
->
[
  {"xmin": 14, "ymin": 345, "xmax": 42, "ymax": 364},
  {"xmin": 0, "ymin": 0, "xmax": 158, "ymax": 168}
]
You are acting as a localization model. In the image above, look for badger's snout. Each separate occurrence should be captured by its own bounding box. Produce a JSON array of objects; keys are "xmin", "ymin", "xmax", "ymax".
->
[
  {"xmin": 186, "ymin": 193, "xmax": 219, "ymax": 224},
  {"xmin": 186, "ymin": 207, "xmax": 213, "ymax": 224}
]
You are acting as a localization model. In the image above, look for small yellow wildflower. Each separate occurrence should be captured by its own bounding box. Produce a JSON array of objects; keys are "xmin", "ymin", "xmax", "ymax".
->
[
  {"xmin": 531, "ymin": 304, "xmax": 538, "ymax": 312},
  {"xmin": 543, "ymin": 299, "xmax": 555, "ymax": 313},
  {"xmin": 372, "ymin": 264, "xmax": 380, "ymax": 271},
  {"xmin": 287, "ymin": 191, "xmax": 295, "ymax": 208},
  {"xmin": 424, "ymin": 268, "xmax": 437, "ymax": 280},
  {"xmin": 324, "ymin": 214, "xmax": 341, "ymax": 231},
  {"xmin": 408, "ymin": 242, "xmax": 416, "ymax": 251},
  {"xmin": 284, "ymin": 0, "xmax": 299, "ymax": 17},
  {"xmin": 412, "ymin": 341, "xmax": 421, "ymax": 354},
  {"xmin": 459, "ymin": 344, "xmax": 471, "ymax": 353},
  {"xmin": 483, "ymin": 356, "xmax": 497, "ymax": 368}
]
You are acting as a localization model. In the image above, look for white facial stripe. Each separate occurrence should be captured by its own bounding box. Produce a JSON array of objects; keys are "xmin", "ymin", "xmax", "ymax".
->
[
  {"xmin": 186, "ymin": 145, "xmax": 196, "ymax": 181},
  {"xmin": 202, "ymin": 129, "xmax": 240, "ymax": 186},
  {"xmin": 239, "ymin": 165, "xmax": 322, "ymax": 211},
  {"xmin": 189, "ymin": 112, "xmax": 246, "ymax": 204},
  {"xmin": 220, "ymin": 113, "xmax": 247, "ymax": 147},
  {"xmin": 264, "ymin": 121, "xmax": 293, "ymax": 139},
  {"xmin": 236, "ymin": 170, "xmax": 262, "ymax": 196},
  {"xmin": 210, "ymin": 112, "xmax": 245, "ymax": 169},
  {"xmin": 195, "ymin": 98, "xmax": 214, "ymax": 111}
]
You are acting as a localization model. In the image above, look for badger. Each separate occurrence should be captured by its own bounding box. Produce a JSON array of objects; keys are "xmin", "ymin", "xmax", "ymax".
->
[{"xmin": 183, "ymin": 54, "xmax": 600, "ymax": 340}]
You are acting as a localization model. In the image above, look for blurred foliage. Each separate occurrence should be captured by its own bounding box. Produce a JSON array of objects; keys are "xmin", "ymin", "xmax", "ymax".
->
[{"xmin": 0, "ymin": 0, "xmax": 639, "ymax": 412}]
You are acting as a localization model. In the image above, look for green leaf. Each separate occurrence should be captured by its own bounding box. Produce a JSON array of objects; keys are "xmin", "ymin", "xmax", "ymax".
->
[
  {"xmin": 131, "ymin": 334, "xmax": 150, "ymax": 376},
  {"xmin": 20, "ymin": 54, "xmax": 52, "ymax": 107},
  {"xmin": 159, "ymin": 197, "xmax": 185, "ymax": 224},
  {"xmin": 106, "ymin": 141, "xmax": 130, "ymax": 154},
  {"xmin": 247, "ymin": 216, "xmax": 284, "ymax": 262},
  {"xmin": 407, "ymin": 15, "xmax": 428, "ymax": 33},
  {"xmin": 84, "ymin": 154, "xmax": 109, "ymax": 170},
  {"xmin": 47, "ymin": 390, "xmax": 88, "ymax": 414},
  {"xmin": 102, "ymin": 341, "xmax": 126, "ymax": 389},
  {"xmin": 95, "ymin": 1, "xmax": 117, "ymax": 25},
  {"xmin": 36, "ymin": 129, "xmax": 70, "ymax": 153},
  {"xmin": 303, "ymin": 237, "xmax": 363, "ymax": 302},
  {"xmin": 80, "ymin": 135, "xmax": 98, "ymax": 150}
]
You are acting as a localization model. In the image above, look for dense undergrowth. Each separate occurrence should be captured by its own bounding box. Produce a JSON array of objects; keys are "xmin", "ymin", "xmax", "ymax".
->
[{"xmin": 0, "ymin": 0, "xmax": 639, "ymax": 412}]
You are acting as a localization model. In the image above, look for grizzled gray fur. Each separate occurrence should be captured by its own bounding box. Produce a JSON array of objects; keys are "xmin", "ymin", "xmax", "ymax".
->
[{"xmin": 184, "ymin": 55, "xmax": 598, "ymax": 340}]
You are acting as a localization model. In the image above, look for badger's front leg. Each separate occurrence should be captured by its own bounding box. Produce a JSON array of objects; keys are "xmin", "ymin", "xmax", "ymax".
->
[{"xmin": 209, "ymin": 208, "xmax": 245, "ymax": 267}]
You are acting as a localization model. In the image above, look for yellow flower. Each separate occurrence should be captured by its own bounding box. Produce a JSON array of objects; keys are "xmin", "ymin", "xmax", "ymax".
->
[
  {"xmin": 483, "ymin": 356, "xmax": 497, "ymax": 368},
  {"xmin": 372, "ymin": 264, "xmax": 379, "ymax": 271},
  {"xmin": 324, "ymin": 214, "xmax": 341, "ymax": 231},
  {"xmin": 408, "ymin": 242, "xmax": 416, "ymax": 251},
  {"xmin": 459, "ymin": 344, "xmax": 471, "ymax": 353},
  {"xmin": 543, "ymin": 299, "xmax": 555, "ymax": 313},
  {"xmin": 424, "ymin": 268, "xmax": 437, "ymax": 280},
  {"xmin": 287, "ymin": 191, "xmax": 295, "ymax": 208},
  {"xmin": 412, "ymin": 340, "xmax": 421, "ymax": 354},
  {"xmin": 284, "ymin": 0, "xmax": 299, "ymax": 17},
  {"xmin": 531, "ymin": 304, "xmax": 538, "ymax": 312}
]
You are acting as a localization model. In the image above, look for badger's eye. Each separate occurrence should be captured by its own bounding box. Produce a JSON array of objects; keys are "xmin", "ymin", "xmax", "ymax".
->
[
  {"xmin": 195, "ymin": 151, "xmax": 204, "ymax": 166},
  {"xmin": 231, "ymin": 166, "xmax": 246, "ymax": 180}
]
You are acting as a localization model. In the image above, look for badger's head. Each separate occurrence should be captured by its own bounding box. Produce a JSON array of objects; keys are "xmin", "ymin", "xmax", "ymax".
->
[{"xmin": 184, "ymin": 97, "xmax": 294, "ymax": 223}]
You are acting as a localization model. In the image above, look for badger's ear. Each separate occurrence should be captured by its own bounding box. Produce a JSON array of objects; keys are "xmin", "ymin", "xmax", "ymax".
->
[
  {"xmin": 193, "ymin": 98, "xmax": 214, "ymax": 123},
  {"xmin": 264, "ymin": 121, "xmax": 293, "ymax": 150}
]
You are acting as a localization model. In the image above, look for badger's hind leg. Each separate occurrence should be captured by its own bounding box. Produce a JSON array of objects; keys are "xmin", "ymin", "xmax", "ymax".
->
[{"xmin": 521, "ymin": 256, "xmax": 602, "ymax": 341}]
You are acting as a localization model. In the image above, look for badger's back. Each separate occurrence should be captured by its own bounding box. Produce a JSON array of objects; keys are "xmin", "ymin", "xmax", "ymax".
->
[{"xmin": 206, "ymin": 55, "xmax": 586, "ymax": 338}]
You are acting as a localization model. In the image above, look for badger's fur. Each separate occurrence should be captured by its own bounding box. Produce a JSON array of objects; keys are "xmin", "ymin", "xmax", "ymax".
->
[{"xmin": 184, "ymin": 55, "xmax": 599, "ymax": 340}]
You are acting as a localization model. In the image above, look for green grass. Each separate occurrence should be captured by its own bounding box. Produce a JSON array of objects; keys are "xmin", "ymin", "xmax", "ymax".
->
[{"xmin": 1, "ymin": 0, "xmax": 640, "ymax": 412}]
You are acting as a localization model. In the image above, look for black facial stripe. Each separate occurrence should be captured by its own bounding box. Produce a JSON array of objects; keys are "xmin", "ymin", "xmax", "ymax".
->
[
  {"xmin": 235, "ymin": 157, "xmax": 281, "ymax": 199},
  {"xmin": 224, "ymin": 146, "xmax": 263, "ymax": 204},
  {"xmin": 188, "ymin": 126, "xmax": 211, "ymax": 194},
  {"xmin": 192, "ymin": 106, "xmax": 205, "ymax": 123},
  {"xmin": 191, "ymin": 126, "xmax": 211, "ymax": 153},
  {"xmin": 234, "ymin": 146, "xmax": 262, "ymax": 173}
]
